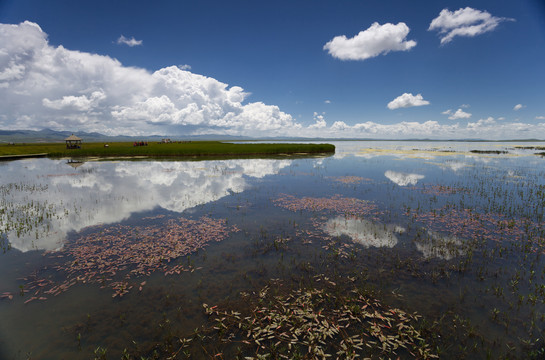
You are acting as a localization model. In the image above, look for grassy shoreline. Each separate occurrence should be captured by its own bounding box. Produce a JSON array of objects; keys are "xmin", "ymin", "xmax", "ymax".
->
[{"xmin": 0, "ymin": 141, "xmax": 335, "ymax": 159}]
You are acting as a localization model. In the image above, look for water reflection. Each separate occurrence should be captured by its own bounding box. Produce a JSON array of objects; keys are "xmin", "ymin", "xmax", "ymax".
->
[
  {"xmin": 414, "ymin": 230, "xmax": 464, "ymax": 260},
  {"xmin": 323, "ymin": 216, "xmax": 401, "ymax": 248},
  {"xmin": 437, "ymin": 160, "xmax": 468, "ymax": 172},
  {"xmin": 0, "ymin": 158, "xmax": 291, "ymax": 252},
  {"xmin": 384, "ymin": 170, "xmax": 425, "ymax": 186}
]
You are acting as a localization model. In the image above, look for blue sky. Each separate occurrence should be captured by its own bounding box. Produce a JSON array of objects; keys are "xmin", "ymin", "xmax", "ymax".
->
[{"xmin": 0, "ymin": 0, "xmax": 544, "ymax": 139}]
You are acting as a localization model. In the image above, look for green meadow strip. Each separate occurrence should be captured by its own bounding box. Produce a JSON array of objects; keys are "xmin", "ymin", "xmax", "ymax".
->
[{"xmin": 0, "ymin": 141, "xmax": 335, "ymax": 159}]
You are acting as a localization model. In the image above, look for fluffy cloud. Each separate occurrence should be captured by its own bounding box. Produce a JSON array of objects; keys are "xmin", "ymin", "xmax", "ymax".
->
[
  {"xmin": 429, "ymin": 7, "xmax": 514, "ymax": 44},
  {"xmin": 387, "ymin": 93, "xmax": 430, "ymax": 110},
  {"xmin": 324, "ymin": 22, "xmax": 416, "ymax": 61},
  {"xmin": 536, "ymin": 116, "xmax": 545, "ymax": 120},
  {"xmin": 0, "ymin": 21, "xmax": 301, "ymax": 136},
  {"xmin": 326, "ymin": 120, "xmax": 459, "ymax": 138},
  {"xmin": 0, "ymin": 21, "xmax": 542, "ymax": 141},
  {"xmin": 443, "ymin": 108, "xmax": 472, "ymax": 120},
  {"xmin": 513, "ymin": 104, "xmax": 525, "ymax": 111},
  {"xmin": 316, "ymin": 117, "xmax": 545, "ymax": 140},
  {"xmin": 309, "ymin": 112, "xmax": 327, "ymax": 129},
  {"xmin": 330, "ymin": 121, "xmax": 350, "ymax": 131},
  {"xmin": 43, "ymin": 90, "xmax": 106, "ymax": 111},
  {"xmin": 467, "ymin": 117, "xmax": 496, "ymax": 129},
  {"xmin": 117, "ymin": 35, "xmax": 143, "ymax": 47}
]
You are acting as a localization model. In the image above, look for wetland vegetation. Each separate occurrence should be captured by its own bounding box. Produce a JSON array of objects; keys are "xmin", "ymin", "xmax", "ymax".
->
[
  {"xmin": 0, "ymin": 141, "xmax": 335, "ymax": 159},
  {"xmin": 1, "ymin": 141, "xmax": 545, "ymax": 359}
]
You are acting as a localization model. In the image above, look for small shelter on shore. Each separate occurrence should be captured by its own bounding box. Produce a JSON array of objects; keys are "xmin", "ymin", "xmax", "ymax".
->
[{"xmin": 65, "ymin": 134, "xmax": 82, "ymax": 149}]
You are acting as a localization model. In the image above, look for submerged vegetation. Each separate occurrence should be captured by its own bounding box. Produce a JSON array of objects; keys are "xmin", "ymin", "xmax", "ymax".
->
[
  {"xmin": 0, "ymin": 141, "xmax": 335, "ymax": 159},
  {"xmin": 18, "ymin": 216, "xmax": 239, "ymax": 301},
  {"xmin": 191, "ymin": 277, "xmax": 437, "ymax": 359}
]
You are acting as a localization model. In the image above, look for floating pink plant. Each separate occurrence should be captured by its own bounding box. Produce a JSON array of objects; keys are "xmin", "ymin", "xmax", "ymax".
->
[{"xmin": 17, "ymin": 216, "xmax": 239, "ymax": 301}]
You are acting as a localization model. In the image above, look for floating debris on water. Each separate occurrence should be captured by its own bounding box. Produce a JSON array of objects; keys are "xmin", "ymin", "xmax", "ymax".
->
[
  {"xmin": 273, "ymin": 194, "xmax": 378, "ymax": 217},
  {"xmin": 328, "ymin": 176, "xmax": 372, "ymax": 184},
  {"xmin": 188, "ymin": 276, "xmax": 437, "ymax": 359},
  {"xmin": 17, "ymin": 216, "xmax": 239, "ymax": 300}
]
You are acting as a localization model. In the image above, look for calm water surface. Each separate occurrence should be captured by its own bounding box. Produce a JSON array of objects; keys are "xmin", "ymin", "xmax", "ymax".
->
[{"xmin": 1, "ymin": 141, "xmax": 545, "ymax": 359}]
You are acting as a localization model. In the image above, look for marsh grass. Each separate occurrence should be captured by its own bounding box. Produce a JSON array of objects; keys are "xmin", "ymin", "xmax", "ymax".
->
[{"xmin": 0, "ymin": 141, "xmax": 335, "ymax": 159}]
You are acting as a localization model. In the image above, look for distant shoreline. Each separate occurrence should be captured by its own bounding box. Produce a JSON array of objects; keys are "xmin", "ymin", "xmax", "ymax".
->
[
  {"xmin": 0, "ymin": 153, "xmax": 48, "ymax": 160},
  {"xmin": 1, "ymin": 129, "xmax": 544, "ymax": 144}
]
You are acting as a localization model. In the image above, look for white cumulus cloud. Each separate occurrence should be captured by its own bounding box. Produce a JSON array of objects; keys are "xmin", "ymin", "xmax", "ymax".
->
[
  {"xmin": 324, "ymin": 22, "xmax": 416, "ymax": 61},
  {"xmin": 330, "ymin": 121, "xmax": 350, "ymax": 131},
  {"xmin": 309, "ymin": 112, "xmax": 327, "ymax": 129},
  {"xmin": 387, "ymin": 93, "xmax": 430, "ymax": 110},
  {"xmin": 43, "ymin": 90, "xmax": 106, "ymax": 111},
  {"xmin": 467, "ymin": 117, "xmax": 496, "ymax": 129},
  {"xmin": 513, "ymin": 104, "xmax": 525, "ymax": 111},
  {"xmin": 443, "ymin": 108, "xmax": 472, "ymax": 120},
  {"xmin": 429, "ymin": 7, "xmax": 514, "ymax": 44},
  {"xmin": 0, "ymin": 21, "xmax": 301, "ymax": 136},
  {"xmin": 308, "ymin": 117, "xmax": 545, "ymax": 140},
  {"xmin": 117, "ymin": 35, "xmax": 143, "ymax": 47}
]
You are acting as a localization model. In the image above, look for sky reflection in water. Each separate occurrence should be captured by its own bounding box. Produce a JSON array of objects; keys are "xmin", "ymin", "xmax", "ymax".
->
[
  {"xmin": 323, "ymin": 215, "xmax": 401, "ymax": 248},
  {"xmin": 0, "ymin": 158, "xmax": 291, "ymax": 252}
]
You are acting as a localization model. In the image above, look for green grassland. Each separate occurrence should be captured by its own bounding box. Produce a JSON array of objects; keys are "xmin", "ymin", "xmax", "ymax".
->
[{"xmin": 0, "ymin": 141, "xmax": 335, "ymax": 159}]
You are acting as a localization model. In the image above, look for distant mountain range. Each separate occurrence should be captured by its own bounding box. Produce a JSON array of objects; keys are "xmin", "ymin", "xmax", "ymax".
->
[
  {"xmin": 0, "ymin": 129, "xmax": 252, "ymax": 143},
  {"xmin": 0, "ymin": 129, "xmax": 543, "ymax": 143}
]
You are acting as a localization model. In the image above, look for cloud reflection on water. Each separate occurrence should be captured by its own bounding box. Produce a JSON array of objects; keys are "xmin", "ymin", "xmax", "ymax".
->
[
  {"xmin": 323, "ymin": 216, "xmax": 401, "ymax": 248},
  {"xmin": 414, "ymin": 230, "xmax": 464, "ymax": 260},
  {"xmin": 0, "ymin": 159, "xmax": 291, "ymax": 252},
  {"xmin": 384, "ymin": 170, "xmax": 425, "ymax": 186}
]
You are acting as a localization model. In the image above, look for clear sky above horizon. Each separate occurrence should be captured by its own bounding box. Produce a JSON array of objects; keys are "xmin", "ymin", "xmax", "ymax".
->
[{"xmin": 1, "ymin": 0, "xmax": 544, "ymax": 139}]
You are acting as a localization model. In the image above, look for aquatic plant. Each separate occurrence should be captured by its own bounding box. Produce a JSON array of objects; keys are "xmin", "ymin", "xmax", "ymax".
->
[
  {"xmin": 0, "ymin": 182, "xmax": 63, "ymax": 251},
  {"xmin": 19, "ymin": 216, "xmax": 239, "ymax": 300},
  {"xmin": 273, "ymin": 194, "xmax": 379, "ymax": 218},
  {"xmin": 328, "ymin": 176, "xmax": 371, "ymax": 184},
  {"xmin": 187, "ymin": 277, "xmax": 437, "ymax": 359}
]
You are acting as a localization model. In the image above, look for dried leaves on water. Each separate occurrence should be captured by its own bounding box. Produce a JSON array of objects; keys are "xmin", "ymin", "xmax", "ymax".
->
[
  {"xmin": 407, "ymin": 206, "xmax": 534, "ymax": 245},
  {"xmin": 185, "ymin": 276, "xmax": 437, "ymax": 360},
  {"xmin": 273, "ymin": 194, "xmax": 379, "ymax": 217},
  {"xmin": 20, "ymin": 216, "xmax": 239, "ymax": 301},
  {"xmin": 328, "ymin": 176, "xmax": 372, "ymax": 185}
]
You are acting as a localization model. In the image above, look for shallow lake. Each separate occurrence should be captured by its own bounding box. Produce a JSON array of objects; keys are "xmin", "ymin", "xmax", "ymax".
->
[{"xmin": 1, "ymin": 141, "xmax": 545, "ymax": 359}]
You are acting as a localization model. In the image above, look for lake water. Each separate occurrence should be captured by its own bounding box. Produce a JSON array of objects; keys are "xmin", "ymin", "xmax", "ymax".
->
[{"xmin": 1, "ymin": 141, "xmax": 545, "ymax": 359}]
